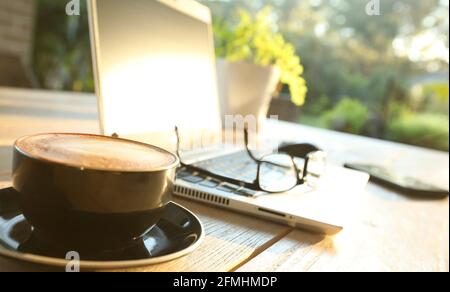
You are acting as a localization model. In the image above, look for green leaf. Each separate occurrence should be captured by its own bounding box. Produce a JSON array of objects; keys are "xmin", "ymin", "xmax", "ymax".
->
[{"xmin": 213, "ymin": 6, "xmax": 308, "ymax": 107}]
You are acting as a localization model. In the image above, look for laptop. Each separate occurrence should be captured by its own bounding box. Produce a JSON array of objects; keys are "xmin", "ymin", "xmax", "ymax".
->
[{"xmin": 88, "ymin": 0, "xmax": 369, "ymax": 235}]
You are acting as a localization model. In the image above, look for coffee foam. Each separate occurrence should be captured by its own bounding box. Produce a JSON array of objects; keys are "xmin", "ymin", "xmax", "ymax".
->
[{"xmin": 16, "ymin": 134, "xmax": 177, "ymax": 171}]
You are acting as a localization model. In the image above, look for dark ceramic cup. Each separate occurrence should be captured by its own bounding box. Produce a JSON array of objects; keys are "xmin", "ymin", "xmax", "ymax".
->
[{"xmin": 12, "ymin": 133, "xmax": 179, "ymax": 252}]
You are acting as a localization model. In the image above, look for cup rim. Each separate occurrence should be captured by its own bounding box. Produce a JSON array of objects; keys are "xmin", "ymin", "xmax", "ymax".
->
[{"xmin": 14, "ymin": 133, "xmax": 180, "ymax": 173}]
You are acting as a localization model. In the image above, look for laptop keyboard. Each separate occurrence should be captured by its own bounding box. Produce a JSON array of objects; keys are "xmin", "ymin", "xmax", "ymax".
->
[{"xmin": 176, "ymin": 151, "xmax": 263, "ymax": 197}]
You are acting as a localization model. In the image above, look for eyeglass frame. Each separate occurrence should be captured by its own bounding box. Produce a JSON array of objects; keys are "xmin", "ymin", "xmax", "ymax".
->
[{"xmin": 175, "ymin": 127, "xmax": 326, "ymax": 194}]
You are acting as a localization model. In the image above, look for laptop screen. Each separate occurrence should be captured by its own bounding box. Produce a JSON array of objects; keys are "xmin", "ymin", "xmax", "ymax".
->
[{"xmin": 89, "ymin": 0, "xmax": 221, "ymax": 145}]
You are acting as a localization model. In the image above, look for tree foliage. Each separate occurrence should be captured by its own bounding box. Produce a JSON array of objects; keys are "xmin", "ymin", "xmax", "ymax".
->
[{"xmin": 202, "ymin": 0, "xmax": 449, "ymax": 150}]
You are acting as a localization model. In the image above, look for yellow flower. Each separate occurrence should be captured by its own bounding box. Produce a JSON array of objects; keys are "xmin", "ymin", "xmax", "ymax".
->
[{"xmin": 215, "ymin": 6, "xmax": 308, "ymax": 106}]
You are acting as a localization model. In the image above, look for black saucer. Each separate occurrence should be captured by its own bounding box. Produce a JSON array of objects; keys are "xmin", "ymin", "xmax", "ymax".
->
[{"xmin": 0, "ymin": 187, "xmax": 204, "ymax": 269}]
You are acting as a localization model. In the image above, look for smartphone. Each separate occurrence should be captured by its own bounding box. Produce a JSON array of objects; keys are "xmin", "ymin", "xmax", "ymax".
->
[{"xmin": 344, "ymin": 163, "xmax": 449, "ymax": 198}]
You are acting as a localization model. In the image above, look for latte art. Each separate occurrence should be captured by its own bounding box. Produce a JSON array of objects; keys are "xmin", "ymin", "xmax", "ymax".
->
[{"xmin": 16, "ymin": 134, "xmax": 177, "ymax": 171}]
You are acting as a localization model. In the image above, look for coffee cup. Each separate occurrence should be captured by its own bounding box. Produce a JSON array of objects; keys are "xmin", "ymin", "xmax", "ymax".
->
[{"xmin": 12, "ymin": 133, "xmax": 179, "ymax": 252}]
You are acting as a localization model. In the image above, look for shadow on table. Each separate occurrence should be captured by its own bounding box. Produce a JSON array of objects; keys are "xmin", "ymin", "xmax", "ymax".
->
[
  {"xmin": 176, "ymin": 197, "xmax": 329, "ymax": 251},
  {"xmin": 367, "ymin": 181, "xmax": 449, "ymax": 202}
]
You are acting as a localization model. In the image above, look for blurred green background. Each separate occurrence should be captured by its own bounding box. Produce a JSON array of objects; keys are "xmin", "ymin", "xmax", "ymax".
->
[{"xmin": 32, "ymin": 0, "xmax": 449, "ymax": 151}]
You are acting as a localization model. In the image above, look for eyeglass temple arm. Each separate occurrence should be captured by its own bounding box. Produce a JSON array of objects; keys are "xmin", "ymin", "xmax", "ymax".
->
[
  {"xmin": 186, "ymin": 164, "xmax": 257, "ymax": 189},
  {"xmin": 175, "ymin": 126, "xmax": 182, "ymax": 158},
  {"xmin": 245, "ymin": 127, "xmax": 299, "ymax": 176},
  {"xmin": 244, "ymin": 127, "xmax": 262, "ymax": 163},
  {"xmin": 175, "ymin": 126, "xmax": 258, "ymax": 190},
  {"xmin": 300, "ymin": 155, "xmax": 310, "ymax": 182}
]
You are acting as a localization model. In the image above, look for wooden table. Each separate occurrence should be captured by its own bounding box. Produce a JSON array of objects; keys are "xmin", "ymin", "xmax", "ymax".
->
[{"xmin": 0, "ymin": 87, "xmax": 448, "ymax": 272}]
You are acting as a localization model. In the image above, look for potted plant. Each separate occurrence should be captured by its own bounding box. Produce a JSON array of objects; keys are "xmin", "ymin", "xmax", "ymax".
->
[{"xmin": 213, "ymin": 7, "xmax": 308, "ymax": 126}]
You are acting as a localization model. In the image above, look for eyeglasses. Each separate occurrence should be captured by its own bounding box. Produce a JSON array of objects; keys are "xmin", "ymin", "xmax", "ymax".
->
[{"xmin": 175, "ymin": 127, "xmax": 327, "ymax": 194}]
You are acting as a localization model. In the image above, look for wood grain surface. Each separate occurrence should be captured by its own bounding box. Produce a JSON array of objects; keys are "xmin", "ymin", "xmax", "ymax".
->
[
  {"xmin": 0, "ymin": 87, "xmax": 448, "ymax": 272},
  {"xmin": 238, "ymin": 184, "xmax": 449, "ymax": 272},
  {"xmin": 0, "ymin": 87, "xmax": 289, "ymax": 272}
]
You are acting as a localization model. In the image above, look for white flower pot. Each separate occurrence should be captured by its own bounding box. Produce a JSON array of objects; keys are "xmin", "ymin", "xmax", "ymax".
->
[{"xmin": 216, "ymin": 59, "xmax": 281, "ymax": 126}]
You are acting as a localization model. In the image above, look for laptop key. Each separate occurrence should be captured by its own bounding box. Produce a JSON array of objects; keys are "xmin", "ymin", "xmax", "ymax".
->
[
  {"xmin": 217, "ymin": 183, "xmax": 240, "ymax": 193},
  {"xmin": 176, "ymin": 170, "xmax": 191, "ymax": 179},
  {"xmin": 234, "ymin": 188, "xmax": 261, "ymax": 197},
  {"xmin": 181, "ymin": 175, "xmax": 205, "ymax": 184},
  {"xmin": 199, "ymin": 179, "xmax": 221, "ymax": 188}
]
